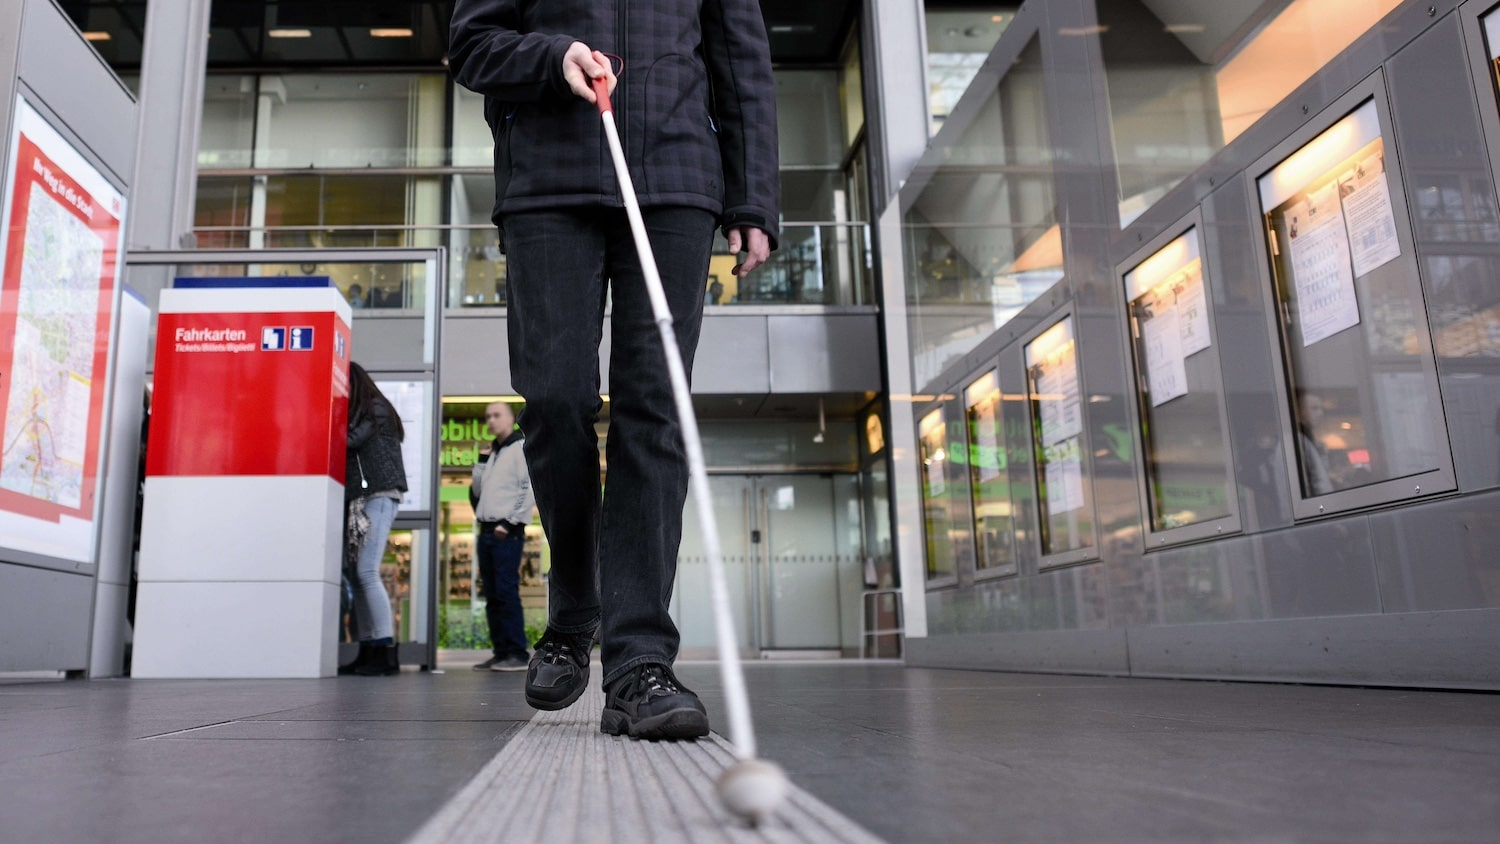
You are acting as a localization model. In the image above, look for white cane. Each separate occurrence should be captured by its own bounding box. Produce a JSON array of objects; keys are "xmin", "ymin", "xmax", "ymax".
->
[{"xmin": 590, "ymin": 74, "xmax": 787, "ymax": 826}]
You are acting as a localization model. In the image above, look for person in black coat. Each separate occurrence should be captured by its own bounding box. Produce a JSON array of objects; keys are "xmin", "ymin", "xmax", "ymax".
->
[
  {"xmin": 339, "ymin": 362, "xmax": 409, "ymax": 676},
  {"xmin": 449, "ymin": 0, "xmax": 779, "ymax": 739}
]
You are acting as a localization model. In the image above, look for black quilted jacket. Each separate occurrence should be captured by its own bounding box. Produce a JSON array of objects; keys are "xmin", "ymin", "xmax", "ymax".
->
[
  {"xmin": 346, "ymin": 399, "xmax": 408, "ymax": 503},
  {"xmin": 449, "ymin": 0, "xmax": 780, "ymax": 247}
]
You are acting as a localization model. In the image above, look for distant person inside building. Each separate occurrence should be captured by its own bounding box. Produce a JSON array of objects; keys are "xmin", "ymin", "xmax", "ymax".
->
[
  {"xmin": 469, "ymin": 401, "xmax": 534, "ymax": 672},
  {"xmin": 1295, "ymin": 388, "xmax": 1335, "ymax": 497},
  {"xmin": 707, "ymin": 278, "xmax": 725, "ymax": 306},
  {"xmin": 450, "ymin": 0, "xmax": 779, "ymax": 739},
  {"xmin": 347, "ymin": 283, "xmax": 368, "ymax": 309},
  {"xmin": 339, "ymin": 363, "xmax": 409, "ymax": 676}
]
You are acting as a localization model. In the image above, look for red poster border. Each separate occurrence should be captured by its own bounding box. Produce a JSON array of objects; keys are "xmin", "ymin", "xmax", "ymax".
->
[{"xmin": 0, "ymin": 133, "xmax": 120, "ymax": 523}]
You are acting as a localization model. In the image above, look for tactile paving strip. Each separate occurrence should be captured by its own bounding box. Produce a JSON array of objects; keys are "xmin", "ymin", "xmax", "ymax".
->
[{"xmin": 405, "ymin": 675, "xmax": 885, "ymax": 844}]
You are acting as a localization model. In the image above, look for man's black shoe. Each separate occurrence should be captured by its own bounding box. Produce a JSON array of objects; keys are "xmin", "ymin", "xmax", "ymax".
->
[
  {"xmin": 600, "ymin": 662, "xmax": 709, "ymax": 741},
  {"xmin": 524, "ymin": 627, "xmax": 595, "ymax": 711}
]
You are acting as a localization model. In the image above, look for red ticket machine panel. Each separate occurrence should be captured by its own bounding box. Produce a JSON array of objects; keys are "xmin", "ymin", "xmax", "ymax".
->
[{"xmin": 147, "ymin": 286, "xmax": 351, "ymax": 482}]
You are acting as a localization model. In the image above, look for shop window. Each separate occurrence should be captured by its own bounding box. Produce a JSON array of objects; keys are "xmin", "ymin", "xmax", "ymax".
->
[
  {"xmin": 1254, "ymin": 95, "xmax": 1454, "ymax": 515},
  {"xmin": 1101, "ymin": 0, "xmax": 1403, "ymax": 226},
  {"xmin": 965, "ymin": 371, "xmax": 1017, "ymax": 575},
  {"xmin": 903, "ymin": 37, "xmax": 1061, "ymax": 390},
  {"xmin": 1024, "ymin": 316, "xmax": 1095, "ymax": 562},
  {"xmin": 924, "ymin": 5, "xmax": 1017, "ymax": 132},
  {"xmin": 193, "ymin": 177, "xmax": 254, "ymax": 249},
  {"xmin": 1122, "ymin": 223, "xmax": 1237, "ymax": 541}
]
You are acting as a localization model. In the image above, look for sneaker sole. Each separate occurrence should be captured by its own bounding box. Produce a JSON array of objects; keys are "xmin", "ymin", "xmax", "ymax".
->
[
  {"xmin": 524, "ymin": 666, "xmax": 590, "ymax": 711},
  {"xmin": 491, "ymin": 664, "xmax": 527, "ymax": 672},
  {"xmin": 600, "ymin": 706, "xmax": 710, "ymax": 741}
]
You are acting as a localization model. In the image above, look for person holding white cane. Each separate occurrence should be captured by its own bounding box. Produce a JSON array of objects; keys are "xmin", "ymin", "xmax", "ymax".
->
[{"xmin": 449, "ymin": 0, "xmax": 779, "ymax": 741}]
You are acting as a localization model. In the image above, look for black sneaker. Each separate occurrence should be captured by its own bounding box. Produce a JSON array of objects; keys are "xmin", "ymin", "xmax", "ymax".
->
[
  {"xmin": 491, "ymin": 654, "xmax": 528, "ymax": 672},
  {"xmin": 600, "ymin": 663, "xmax": 709, "ymax": 741},
  {"xmin": 524, "ymin": 627, "xmax": 595, "ymax": 711},
  {"xmin": 472, "ymin": 655, "xmax": 503, "ymax": 671}
]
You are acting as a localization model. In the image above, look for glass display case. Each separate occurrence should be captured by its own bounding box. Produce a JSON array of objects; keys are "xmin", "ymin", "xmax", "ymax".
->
[
  {"xmin": 1121, "ymin": 220, "xmax": 1239, "ymax": 545},
  {"xmin": 1251, "ymin": 85, "xmax": 1455, "ymax": 518},
  {"xmin": 964, "ymin": 371, "xmax": 1018, "ymax": 575},
  {"xmin": 1023, "ymin": 315, "xmax": 1095, "ymax": 564}
]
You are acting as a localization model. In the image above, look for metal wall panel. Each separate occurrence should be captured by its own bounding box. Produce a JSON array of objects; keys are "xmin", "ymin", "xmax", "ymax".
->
[
  {"xmin": 1389, "ymin": 12, "xmax": 1500, "ymax": 495},
  {"xmin": 1370, "ymin": 488, "xmax": 1500, "ymax": 612},
  {"xmin": 16, "ymin": 0, "xmax": 136, "ymax": 186},
  {"xmin": 0, "ymin": 564, "xmax": 93, "ymax": 672},
  {"xmin": 767, "ymin": 314, "xmax": 882, "ymax": 393}
]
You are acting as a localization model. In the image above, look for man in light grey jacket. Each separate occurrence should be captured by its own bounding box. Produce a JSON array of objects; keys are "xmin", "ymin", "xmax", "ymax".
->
[{"xmin": 470, "ymin": 401, "xmax": 535, "ymax": 671}]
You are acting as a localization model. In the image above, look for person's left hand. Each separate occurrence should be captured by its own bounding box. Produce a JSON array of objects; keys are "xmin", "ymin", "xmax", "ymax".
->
[
  {"xmin": 728, "ymin": 227, "xmax": 771, "ymax": 277},
  {"xmin": 493, "ymin": 525, "xmax": 508, "ymax": 538}
]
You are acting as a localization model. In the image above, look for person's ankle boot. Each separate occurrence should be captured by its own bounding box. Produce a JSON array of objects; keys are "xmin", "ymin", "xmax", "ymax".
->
[
  {"xmin": 354, "ymin": 643, "xmax": 399, "ymax": 676},
  {"xmin": 338, "ymin": 643, "xmax": 371, "ymax": 675}
]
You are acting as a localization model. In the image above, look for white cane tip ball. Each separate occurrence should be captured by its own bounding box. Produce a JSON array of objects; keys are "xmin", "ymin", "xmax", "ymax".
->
[{"xmin": 717, "ymin": 759, "xmax": 788, "ymax": 825}]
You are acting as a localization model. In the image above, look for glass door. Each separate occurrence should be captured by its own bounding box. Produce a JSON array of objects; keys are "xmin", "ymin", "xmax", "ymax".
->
[{"xmin": 673, "ymin": 474, "xmax": 856, "ymax": 657}]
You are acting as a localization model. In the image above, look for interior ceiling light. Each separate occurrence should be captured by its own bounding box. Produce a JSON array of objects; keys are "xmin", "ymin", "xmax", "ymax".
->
[
  {"xmin": 267, "ymin": 28, "xmax": 313, "ymax": 38},
  {"xmin": 1058, "ymin": 25, "xmax": 1108, "ymax": 36},
  {"xmin": 370, "ymin": 28, "xmax": 414, "ymax": 38},
  {"xmin": 769, "ymin": 24, "xmax": 814, "ymax": 34},
  {"xmin": 82, "ymin": 31, "xmax": 111, "ymax": 41},
  {"xmin": 1165, "ymin": 24, "xmax": 1206, "ymax": 33}
]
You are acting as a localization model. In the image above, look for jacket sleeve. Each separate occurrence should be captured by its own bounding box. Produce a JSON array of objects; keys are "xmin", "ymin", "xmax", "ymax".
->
[
  {"xmin": 449, "ymin": 0, "xmax": 576, "ymax": 102},
  {"xmin": 502, "ymin": 447, "xmax": 535, "ymax": 527},
  {"xmin": 701, "ymin": 0, "xmax": 781, "ymax": 249},
  {"xmin": 347, "ymin": 412, "xmax": 376, "ymax": 452}
]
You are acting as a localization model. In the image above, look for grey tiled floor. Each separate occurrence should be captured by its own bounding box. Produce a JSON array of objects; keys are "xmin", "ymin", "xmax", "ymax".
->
[{"xmin": 2, "ymin": 662, "xmax": 1497, "ymax": 844}]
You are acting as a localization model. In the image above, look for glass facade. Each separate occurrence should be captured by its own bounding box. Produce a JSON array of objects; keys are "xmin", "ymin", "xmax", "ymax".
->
[
  {"xmin": 191, "ymin": 66, "xmax": 873, "ymax": 310},
  {"xmin": 904, "ymin": 37, "xmax": 1059, "ymax": 391},
  {"xmin": 924, "ymin": 5, "xmax": 1016, "ymax": 132}
]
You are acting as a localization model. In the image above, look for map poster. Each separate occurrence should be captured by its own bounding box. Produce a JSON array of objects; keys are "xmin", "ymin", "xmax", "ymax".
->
[
  {"xmin": 1286, "ymin": 183, "xmax": 1360, "ymax": 347},
  {"xmin": 0, "ymin": 96, "xmax": 125, "ymax": 563}
]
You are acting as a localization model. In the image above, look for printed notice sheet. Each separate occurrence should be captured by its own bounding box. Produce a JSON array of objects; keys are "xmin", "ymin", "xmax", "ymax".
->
[
  {"xmin": 1142, "ymin": 304, "xmax": 1188, "ymax": 408},
  {"xmin": 1287, "ymin": 183, "xmax": 1361, "ymax": 347},
  {"xmin": 1339, "ymin": 149, "xmax": 1401, "ymax": 278},
  {"xmin": 1173, "ymin": 265, "xmax": 1211, "ymax": 357},
  {"xmin": 972, "ymin": 401, "xmax": 1002, "ymax": 483},
  {"xmin": 1045, "ymin": 440, "xmax": 1086, "ymax": 515},
  {"xmin": 1033, "ymin": 347, "xmax": 1082, "ymax": 446}
]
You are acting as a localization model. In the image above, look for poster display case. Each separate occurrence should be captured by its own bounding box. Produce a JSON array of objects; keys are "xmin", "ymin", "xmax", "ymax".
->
[
  {"xmin": 1023, "ymin": 313, "xmax": 1096, "ymax": 565},
  {"xmin": 964, "ymin": 371, "xmax": 1018, "ymax": 576},
  {"xmin": 1120, "ymin": 218, "xmax": 1240, "ymax": 546},
  {"xmin": 0, "ymin": 95, "xmax": 126, "ymax": 567},
  {"xmin": 919, "ymin": 406, "xmax": 964, "ymax": 583},
  {"xmin": 1251, "ymin": 79, "xmax": 1454, "ymax": 519}
]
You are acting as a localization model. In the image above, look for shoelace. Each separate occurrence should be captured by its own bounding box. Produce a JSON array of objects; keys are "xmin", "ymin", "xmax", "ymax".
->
[
  {"xmin": 537, "ymin": 635, "xmax": 580, "ymax": 665},
  {"xmin": 639, "ymin": 666, "xmax": 682, "ymax": 698}
]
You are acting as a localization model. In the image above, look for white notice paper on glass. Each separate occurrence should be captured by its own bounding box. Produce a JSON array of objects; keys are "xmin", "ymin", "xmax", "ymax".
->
[
  {"xmin": 1045, "ymin": 442, "xmax": 1086, "ymax": 515},
  {"xmin": 1173, "ymin": 266, "xmax": 1211, "ymax": 357},
  {"xmin": 1142, "ymin": 305, "xmax": 1188, "ymax": 408},
  {"xmin": 1339, "ymin": 152, "xmax": 1401, "ymax": 278},
  {"xmin": 1035, "ymin": 352, "xmax": 1082, "ymax": 447},
  {"xmin": 376, "ymin": 380, "xmax": 429, "ymax": 511},
  {"xmin": 973, "ymin": 404, "xmax": 1001, "ymax": 483},
  {"xmin": 1287, "ymin": 184, "xmax": 1361, "ymax": 347}
]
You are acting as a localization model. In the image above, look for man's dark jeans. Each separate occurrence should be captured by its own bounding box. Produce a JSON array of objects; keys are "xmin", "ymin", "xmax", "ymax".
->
[
  {"xmin": 502, "ymin": 206, "xmax": 714, "ymax": 686},
  {"xmin": 477, "ymin": 531, "xmax": 528, "ymax": 660}
]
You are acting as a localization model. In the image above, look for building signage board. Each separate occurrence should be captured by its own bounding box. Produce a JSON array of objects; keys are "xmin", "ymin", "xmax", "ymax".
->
[{"xmin": 0, "ymin": 96, "xmax": 126, "ymax": 564}]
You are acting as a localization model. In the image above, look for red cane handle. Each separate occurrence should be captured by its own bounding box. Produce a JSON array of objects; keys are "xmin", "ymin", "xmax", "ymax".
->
[{"xmin": 591, "ymin": 76, "xmax": 613, "ymax": 115}]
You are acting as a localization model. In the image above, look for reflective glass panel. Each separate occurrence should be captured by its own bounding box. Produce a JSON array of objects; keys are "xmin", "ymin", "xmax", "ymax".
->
[
  {"xmin": 1100, "ymin": 0, "xmax": 1403, "ymax": 226},
  {"xmin": 904, "ymin": 38, "xmax": 1061, "ymax": 390},
  {"xmin": 1024, "ymin": 318, "xmax": 1095, "ymax": 556},
  {"xmin": 199, "ymin": 75, "xmax": 257, "ymax": 169},
  {"xmin": 254, "ymin": 73, "xmax": 447, "ymax": 168},
  {"xmin": 925, "ymin": 7, "xmax": 1016, "ymax": 132},
  {"xmin": 1257, "ymin": 100, "xmax": 1446, "ymax": 498},
  {"xmin": 965, "ymin": 372, "xmax": 1017, "ymax": 573},
  {"xmin": 1123, "ymin": 228, "xmax": 1233, "ymax": 531}
]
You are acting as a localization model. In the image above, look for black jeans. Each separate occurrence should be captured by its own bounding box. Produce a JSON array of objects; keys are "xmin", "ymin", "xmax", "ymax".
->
[
  {"xmin": 476, "ymin": 531, "xmax": 528, "ymax": 659},
  {"xmin": 503, "ymin": 206, "xmax": 714, "ymax": 685}
]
